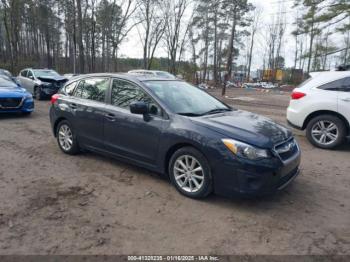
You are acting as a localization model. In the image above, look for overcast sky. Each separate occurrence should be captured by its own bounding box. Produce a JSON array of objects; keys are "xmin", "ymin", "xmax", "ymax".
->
[{"xmin": 117, "ymin": 0, "xmax": 307, "ymax": 70}]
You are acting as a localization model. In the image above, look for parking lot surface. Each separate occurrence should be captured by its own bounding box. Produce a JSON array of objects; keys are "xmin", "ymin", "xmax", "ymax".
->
[{"xmin": 0, "ymin": 88, "xmax": 349, "ymax": 255}]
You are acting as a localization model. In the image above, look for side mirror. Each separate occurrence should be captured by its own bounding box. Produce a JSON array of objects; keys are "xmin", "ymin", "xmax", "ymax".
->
[
  {"xmin": 29, "ymin": 75, "xmax": 34, "ymax": 80},
  {"xmin": 130, "ymin": 101, "xmax": 149, "ymax": 115}
]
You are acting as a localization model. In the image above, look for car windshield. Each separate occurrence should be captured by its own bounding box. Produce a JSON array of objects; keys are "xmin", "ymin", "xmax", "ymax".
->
[
  {"xmin": 33, "ymin": 70, "xmax": 60, "ymax": 78},
  {"xmin": 0, "ymin": 77, "xmax": 17, "ymax": 88},
  {"xmin": 144, "ymin": 80, "xmax": 231, "ymax": 116}
]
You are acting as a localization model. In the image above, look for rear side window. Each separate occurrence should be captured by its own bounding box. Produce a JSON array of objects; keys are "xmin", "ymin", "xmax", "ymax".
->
[
  {"xmin": 62, "ymin": 81, "xmax": 77, "ymax": 96},
  {"xmin": 318, "ymin": 78, "xmax": 348, "ymax": 91},
  {"xmin": 21, "ymin": 70, "xmax": 27, "ymax": 77},
  {"xmin": 73, "ymin": 78, "xmax": 109, "ymax": 102}
]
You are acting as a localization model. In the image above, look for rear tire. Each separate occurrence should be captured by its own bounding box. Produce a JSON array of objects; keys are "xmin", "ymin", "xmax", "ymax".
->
[
  {"xmin": 169, "ymin": 147, "xmax": 212, "ymax": 199},
  {"xmin": 56, "ymin": 120, "xmax": 80, "ymax": 155},
  {"xmin": 306, "ymin": 114, "xmax": 346, "ymax": 149}
]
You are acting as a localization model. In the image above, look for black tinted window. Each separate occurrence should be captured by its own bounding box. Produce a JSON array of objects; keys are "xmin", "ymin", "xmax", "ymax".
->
[
  {"xmin": 342, "ymin": 77, "xmax": 350, "ymax": 91},
  {"xmin": 318, "ymin": 78, "xmax": 348, "ymax": 91},
  {"xmin": 21, "ymin": 70, "xmax": 27, "ymax": 77},
  {"xmin": 73, "ymin": 78, "xmax": 109, "ymax": 102},
  {"xmin": 111, "ymin": 79, "xmax": 161, "ymax": 116}
]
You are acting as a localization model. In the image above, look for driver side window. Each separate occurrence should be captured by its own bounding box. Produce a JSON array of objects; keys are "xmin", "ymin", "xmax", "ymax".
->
[
  {"xmin": 27, "ymin": 70, "xmax": 34, "ymax": 79},
  {"xmin": 111, "ymin": 79, "xmax": 162, "ymax": 116}
]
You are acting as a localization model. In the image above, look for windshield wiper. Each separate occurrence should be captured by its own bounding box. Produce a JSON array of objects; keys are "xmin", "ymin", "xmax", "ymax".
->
[
  {"xmin": 201, "ymin": 108, "xmax": 231, "ymax": 116},
  {"xmin": 177, "ymin": 112, "xmax": 202, "ymax": 117}
]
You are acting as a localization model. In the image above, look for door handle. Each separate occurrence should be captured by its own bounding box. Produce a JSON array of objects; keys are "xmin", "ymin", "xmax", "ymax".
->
[
  {"xmin": 341, "ymin": 98, "xmax": 350, "ymax": 102},
  {"xmin": 105, "ymin": 113, "xmax": 116, "ymax": 121},
  {"xmin": 69, "ymin": 103, "xmax": 77, "ymax": 109}
]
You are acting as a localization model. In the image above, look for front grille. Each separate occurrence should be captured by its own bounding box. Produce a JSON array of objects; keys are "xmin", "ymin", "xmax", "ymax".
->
[
  {"xmin": 274, "ymin": 137, "xmax": 298, "ymax": 161},
  {"xmin": 0, "ymin": 97, "xmax": 23, "ymax": 109}
]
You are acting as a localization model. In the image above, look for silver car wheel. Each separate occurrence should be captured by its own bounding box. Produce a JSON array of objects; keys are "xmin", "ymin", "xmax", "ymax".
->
[
  {"xmin": 174, "ymin": 155, "xmax": 204, "ymax": 193},
  {"xmin": 58, "ymin": 124, "xmax": 73, "ymax": 151},
  {"xmin": 311, "ymin": 120, "xmax": 338, "ymax": 145}
]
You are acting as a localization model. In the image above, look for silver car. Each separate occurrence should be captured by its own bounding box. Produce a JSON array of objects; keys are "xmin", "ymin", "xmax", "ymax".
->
[{"xmin": 18, "ymin": 69, "xmax": 68, "ymax": 100}]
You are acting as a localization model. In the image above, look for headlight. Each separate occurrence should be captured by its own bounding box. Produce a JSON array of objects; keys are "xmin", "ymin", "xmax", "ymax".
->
[{"xmin": 222, "ymin": 139, "xmax": 270, "ymax": 160}]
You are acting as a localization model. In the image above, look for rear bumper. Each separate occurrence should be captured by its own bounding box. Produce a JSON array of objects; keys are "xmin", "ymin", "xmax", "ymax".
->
[
  {"xmin": 287, "ymin": 120, "xmax": 303, "ymax": 130},
  {"xmin": 213, "ymin": 146, "xmax": 301, "ymax": 198},
  {"xmin": 286, "ymin": 107, "xmax": 304, "ymax": 129}
]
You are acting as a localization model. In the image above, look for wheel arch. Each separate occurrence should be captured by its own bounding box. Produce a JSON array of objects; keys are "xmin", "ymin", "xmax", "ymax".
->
[
  {"xmin": 303, "ymin": 110, "xmax": 350, "ymax": 134},
  {"xmin": 53, "ymin": 117, "xmax": 67, "ymax": 137},
  {"xmin": 163, "ymin": 142, "xmax": 205, "ymax": 176}
]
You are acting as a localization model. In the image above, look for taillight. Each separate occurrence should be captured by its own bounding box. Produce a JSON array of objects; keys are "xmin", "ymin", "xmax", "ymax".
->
[
  {"xmin": 51, "ymin": 94, "xmax": 59, "ymax": 104},
  {"xmin": 291, "ymin": 91, "xmax": 306, "ymax": 100}
]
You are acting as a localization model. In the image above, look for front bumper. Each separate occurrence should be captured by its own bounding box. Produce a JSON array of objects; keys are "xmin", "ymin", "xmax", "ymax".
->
[
  {"xmin": 0, "ymin": 98, "xmax": 34, "ymax": 113},
  {"xmin": 213, "ymin": 142, "xmax": 301, "ymax": 198}
]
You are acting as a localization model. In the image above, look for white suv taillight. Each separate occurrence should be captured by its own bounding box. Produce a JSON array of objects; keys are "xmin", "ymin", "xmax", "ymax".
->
[{"xmin": 291, "ymin": 91, "xmax": 306, "ymax": 100}]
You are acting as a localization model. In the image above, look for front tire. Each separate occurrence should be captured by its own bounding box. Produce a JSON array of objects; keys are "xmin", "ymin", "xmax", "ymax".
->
[
  {"xmin": 56, "ymin": 120, "xmax": 80, "ymax": 155},
  {"xmin": 306, "ymin": 114, "xmax": 347, "ymax": 149},
  {"xmin": 169, "ymin": 147, "xmax": 212, "ymax": 199},
  {"xmin": 34, "ymin": 86, "xmax": 43, "ymax": 100}
]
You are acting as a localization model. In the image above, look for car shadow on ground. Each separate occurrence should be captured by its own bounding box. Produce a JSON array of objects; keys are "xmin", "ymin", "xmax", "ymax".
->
[
  {"xmin": 0, "ymin": 113, "xmax": 32, "ymax": 120},
  {"xmin": 79, "ymin": 149, "xmax": 306, "ymax": 210}
]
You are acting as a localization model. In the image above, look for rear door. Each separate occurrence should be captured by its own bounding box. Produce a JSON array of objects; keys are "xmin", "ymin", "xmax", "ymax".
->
[
  {"xmin": 18, "ymin": 70, "xmax": 29, "ymax": 90},
  {"xmin": 338, "ymin": 77, "xmax": 350, "ymax": 124},
  {"xmin": 70, "ymin": 77, "xmax": 110, "ymax": 149},
  {"xmin": 26, "ymin": 70, "xmax": 36, "ymax": 94},
  {"xmin": 103, "ymin": 78, "xmax": 166, "ymax": 165}
]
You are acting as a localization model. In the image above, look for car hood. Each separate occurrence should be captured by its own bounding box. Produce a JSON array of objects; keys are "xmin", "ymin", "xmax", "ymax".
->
[
  {"xmin": 38, "ymin": 76, "xmax": 67, "ymax": 82},
  {"xmin": 0, "ymin": 87, "xmax": 27, "ymax": 98},
  {"xmin": 191, "ymin": 110, "xmax": 292, "ymax": 148}
]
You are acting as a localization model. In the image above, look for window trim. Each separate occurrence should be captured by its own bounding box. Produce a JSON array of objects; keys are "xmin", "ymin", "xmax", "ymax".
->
[
  {"xmin": 108, "ymin": 78, "xmax": 168, "ymax": 119},
  {"xmin": 71, "ymin": 76, "xmax": 111, "ymax": 104}
]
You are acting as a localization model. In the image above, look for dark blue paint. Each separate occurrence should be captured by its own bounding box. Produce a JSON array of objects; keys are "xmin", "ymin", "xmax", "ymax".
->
[
  {"xmin": 0, "ymin": 80, "xmax": 34, "ymax": 114},
  {"xmin": 50, "ymin": 73, "xmax": 301, "ymax": 198}
]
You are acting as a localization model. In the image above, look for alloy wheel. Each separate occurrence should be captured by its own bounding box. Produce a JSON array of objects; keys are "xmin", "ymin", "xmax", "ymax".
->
[
  {"xmin": 58, "ymin": 124, "xmax": 73, "ymax": 151},
  {"xmin": 311, "ymin": 120, "xmax": 338, "ymax": 146},
  {"xmin": 173, "ymin": 155, "xmax": 204, "ymax": 193}
]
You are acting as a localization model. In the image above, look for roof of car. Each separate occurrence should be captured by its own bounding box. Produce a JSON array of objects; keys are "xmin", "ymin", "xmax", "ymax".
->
[
  {"xmin": 66, "ymin": 73, "xmax": 179, "ymax": 83},
  {"xmin": 299, "ymin": 71, "xmax": 350, "ymax": 89}
]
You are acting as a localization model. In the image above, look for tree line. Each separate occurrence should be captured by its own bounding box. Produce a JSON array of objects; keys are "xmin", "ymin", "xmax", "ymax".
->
[{"xmin": 0, "ymin": 0, "xmax": 349, "ymax": 90}]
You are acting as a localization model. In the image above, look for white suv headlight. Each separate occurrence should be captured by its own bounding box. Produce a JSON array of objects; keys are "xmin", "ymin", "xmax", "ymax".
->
[{"xmin": 222, "ymin": 139, "xmax": 270, "ymax": 160}]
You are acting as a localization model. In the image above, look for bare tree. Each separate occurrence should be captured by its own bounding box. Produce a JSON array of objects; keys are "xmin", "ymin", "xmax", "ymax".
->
[
  {"xmin": 162, "ymin": 0, "xmax": 189, "ymax": 75},
  {"xmin": 137, "ymin": 0, "xmax": 166, "ymax": 69},
  {"xmin": 246, "ymin": 7, "xmax": 262, "ymax": 82}
]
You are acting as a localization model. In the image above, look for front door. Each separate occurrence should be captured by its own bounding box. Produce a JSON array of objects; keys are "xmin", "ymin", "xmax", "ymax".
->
[{"xmin": 104, "ymin": 78, "xmax": 166, "ymax": 165}]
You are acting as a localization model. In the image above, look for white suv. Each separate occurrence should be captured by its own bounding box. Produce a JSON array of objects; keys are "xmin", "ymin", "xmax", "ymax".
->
[{"xmin": 287, "ymin": 71, "xmax": 350, "ymax": 149}]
